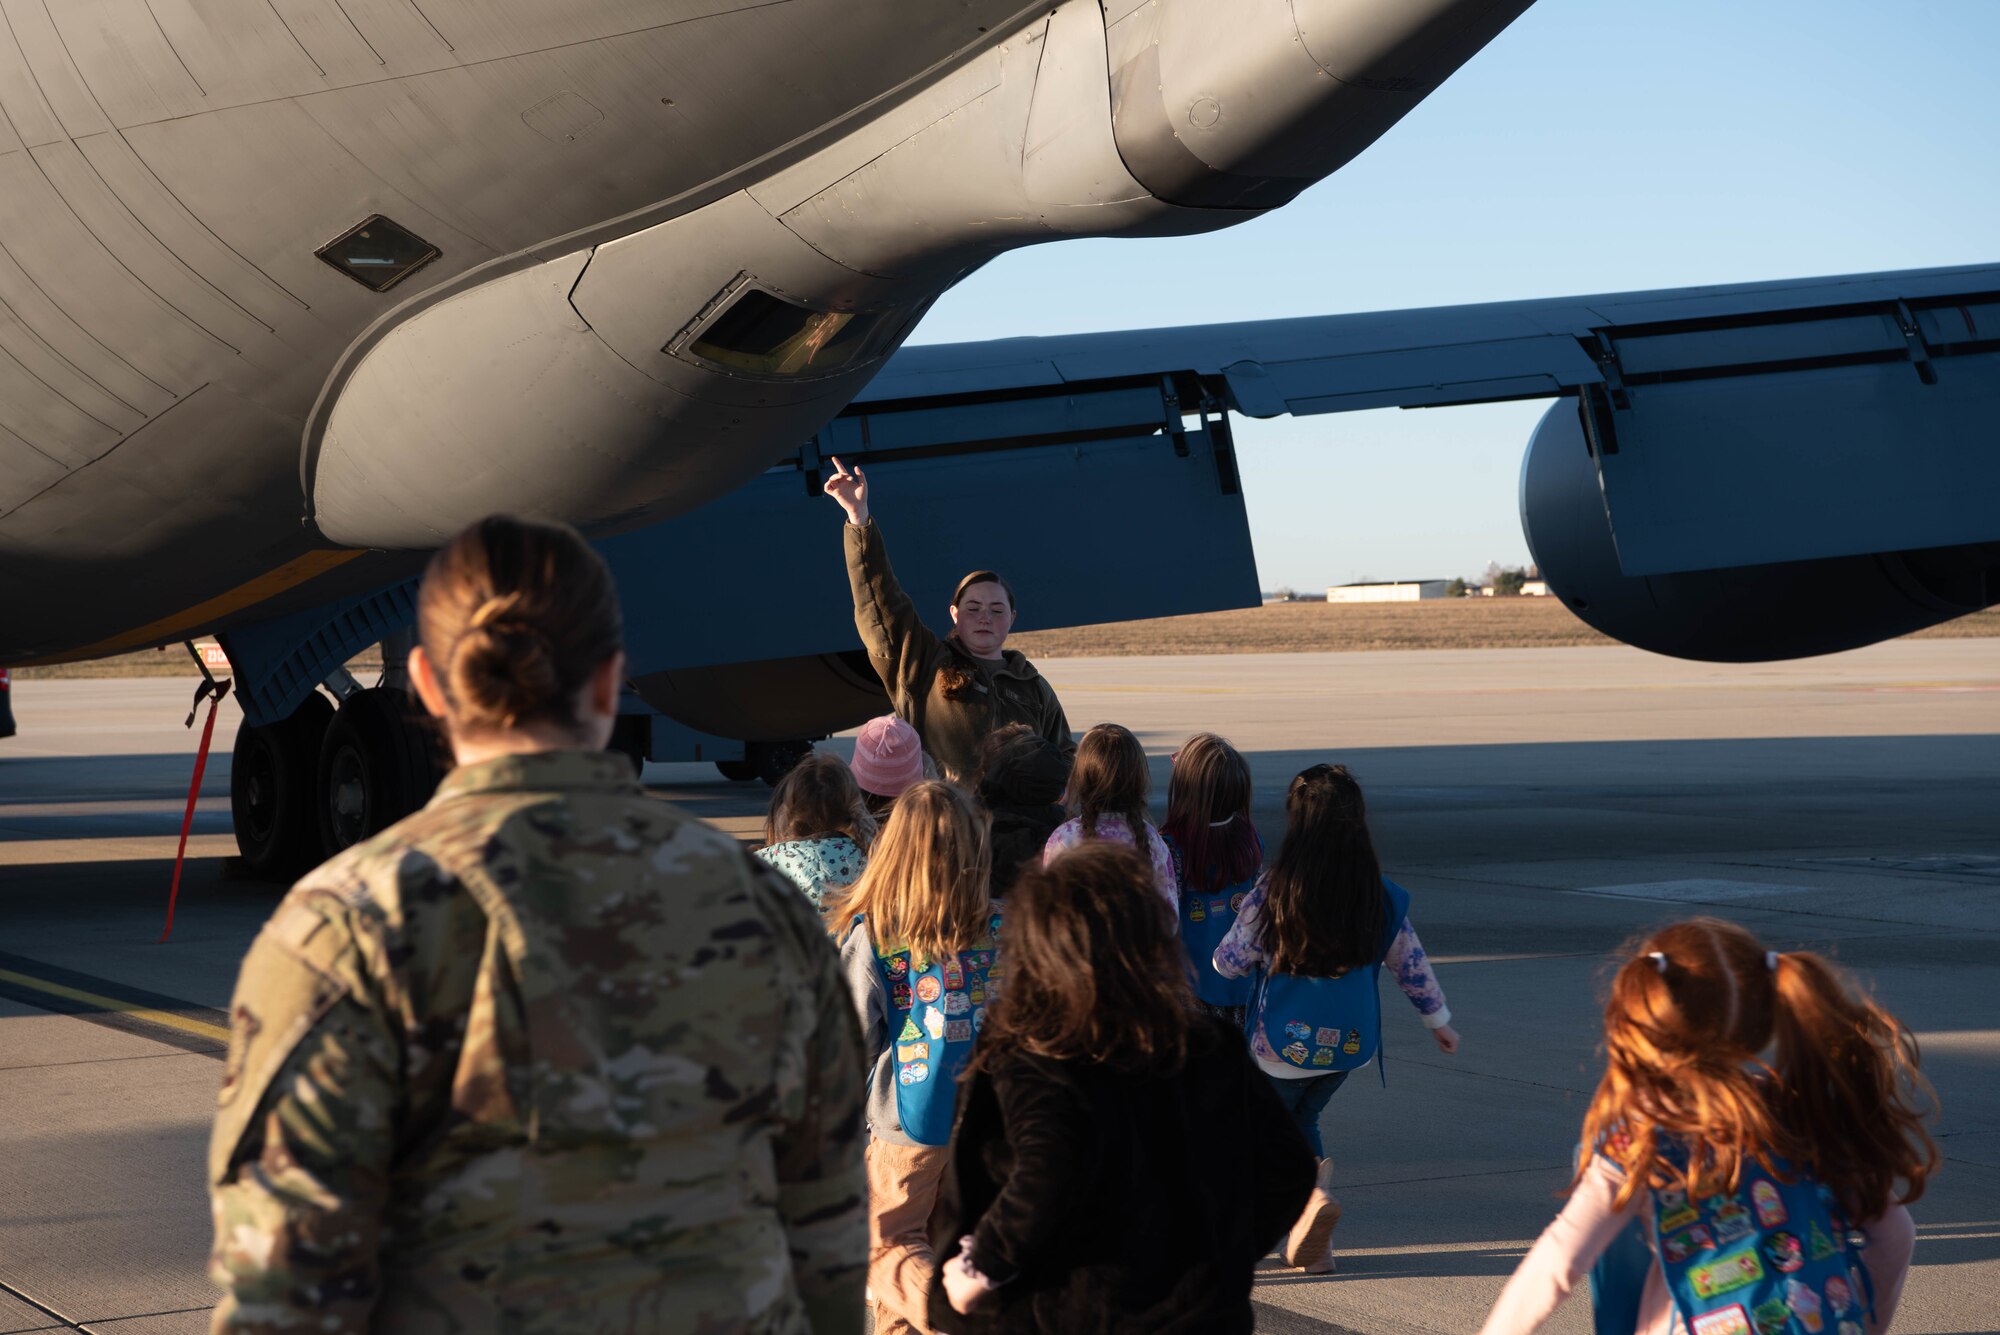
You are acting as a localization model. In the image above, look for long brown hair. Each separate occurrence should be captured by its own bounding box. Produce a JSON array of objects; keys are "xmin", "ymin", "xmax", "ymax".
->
[
  {"xmin": 972, "ymin": 842, "xmax": 1194, "ymax": 1075},
  {"xmin": 1068, "ymin": 723, "xmax": 1152, "ymax": 845},
  {"xmin": 824, "ymin": 780, "xmax": 991, "ymax": 965},
  {"xmin": 417, "ymin": 515, "xmax": 622, "ymax": 734},
  {"xmin": 763, "ymin": 751, "xmax": 877, "ymax": 851},
  {"xmin": 1578, "ymin": 917, "xmax": 1939, "ymax": 1220},
  {"xmin": 1160, "ymin": 733, "xmax": 1260, "ymax": 892},
  {"xmin": 1259, "ymin": 764, "xmax": 1388, "ymax": 975}
]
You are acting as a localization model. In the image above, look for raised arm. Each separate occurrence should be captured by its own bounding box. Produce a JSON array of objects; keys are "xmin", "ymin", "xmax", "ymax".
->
[{"xmin": 830, "ymin": 458, "xmax": 941, "ymax": 706}]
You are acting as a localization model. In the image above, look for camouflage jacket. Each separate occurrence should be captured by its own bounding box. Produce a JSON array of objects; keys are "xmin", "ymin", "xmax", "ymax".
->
[
  {"xmin": 843, "ymin": 520, "xmax": 1073, "ymax": 783},
  {"xmin": 209, "ymin": 750, "xmax": 867, "ymax": 1335}
]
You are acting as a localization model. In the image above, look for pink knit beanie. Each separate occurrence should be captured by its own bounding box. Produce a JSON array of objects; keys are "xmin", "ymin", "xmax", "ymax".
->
[{"xmin": 851, "ymin": 715, "xmax": 925, "ymax": 797}]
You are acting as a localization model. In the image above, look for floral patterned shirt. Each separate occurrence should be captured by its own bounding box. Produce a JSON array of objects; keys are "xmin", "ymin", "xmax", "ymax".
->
[
  {"xmin": 1042, "ymin": 815, "xmax": 1179, "ymax": 912},
  {"xmin": 1213, "ymin": 876, "xmax": 1450, "ymax": 1073},
  {"xmin": 754, "ymin": 835, "xmax": 867, "ymax": 909}
]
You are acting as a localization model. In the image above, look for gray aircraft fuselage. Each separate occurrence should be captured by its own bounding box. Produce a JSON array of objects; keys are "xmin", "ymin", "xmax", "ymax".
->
[{"xmin": 0, "ymin": 0, "xmax": 1532, "ymax": 665}]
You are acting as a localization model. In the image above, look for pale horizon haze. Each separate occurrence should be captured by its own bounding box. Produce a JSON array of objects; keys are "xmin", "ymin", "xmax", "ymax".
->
[{"xmin": 908, "ymin": 0, "xmax": 2000, "ymax": 593}]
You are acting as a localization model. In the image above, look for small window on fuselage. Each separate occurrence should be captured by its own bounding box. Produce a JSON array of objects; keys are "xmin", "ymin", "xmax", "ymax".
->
[{"xmin": 316, "ymin": 215, "xmax": 441, "ymax": 293}]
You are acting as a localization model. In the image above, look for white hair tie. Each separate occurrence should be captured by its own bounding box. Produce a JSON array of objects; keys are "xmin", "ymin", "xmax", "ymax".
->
[
  {"xmin": 1645, "ymin": 951, "xmax": 1669, "ymax": 975},
  {"xmin": 1766, "ymin": 950, "xmax": 1780, "ymax": 972}
]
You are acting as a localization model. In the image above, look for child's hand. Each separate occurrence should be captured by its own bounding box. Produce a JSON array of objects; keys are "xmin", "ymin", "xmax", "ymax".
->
[
  {"xmin": 1431, "ymin": 1024, "xmax": 1460, "ymax": 1055},
  {"xmin": 943, "ymin": 1237, "xmax": 997, "ymax": 1314}
]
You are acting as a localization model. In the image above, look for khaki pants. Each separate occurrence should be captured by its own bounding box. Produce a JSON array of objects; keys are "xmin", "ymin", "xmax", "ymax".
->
[{"xmin": 866, "ymin": 1138, "xmax": 951, "ymax": 1335}]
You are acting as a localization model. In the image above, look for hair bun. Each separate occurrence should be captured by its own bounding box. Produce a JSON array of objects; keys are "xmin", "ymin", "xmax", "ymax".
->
[{"xmin": 449, "ymin": 619, "xmax": 561, "ymax": 729}]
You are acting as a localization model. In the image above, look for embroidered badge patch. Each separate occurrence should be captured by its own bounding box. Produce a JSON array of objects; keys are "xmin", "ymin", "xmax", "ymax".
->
[
  {"xmin": 1282, "ymin": 1040, "xmax": 1311, "ymax": 1065},
  {"xmin": 1341, "ymin": 1029, "xmax": 1362, "ymax": 1055},
  {"xmin": 897, "ymin": 1042, "xmax": 929, "ymax": 1063},
  {"xmin": 1784, "ymin": 1277, "xmax": 1824, "ymax": 1332},
  {"xmin": 891, "ymin": 981, "xmax": 913, "ymax": 1010},
  {"xmin": 898, "ymin": 1061, "xmax": 930, "ymax": 1085},
  {"xmin": 924, "ymin": 1009, "xmax": 946, "ymax": 1040},
  {"xmin": 1751, "ymin": 1179, "xmax": 1788, "ymax": 1227},
  {"xmin": 915, "ymin": 976, "xmax": 943, "ymax": 1004},
  {"xmin": 1690, "ymin": 1306, "xmax": 1752, "ymax": 1335},
  {"xmin": 1311, "ymin": 1047, "xmax": 1336, "ymax": 1066},
  {"xmin": 942, "ymin": 991, "xmax": 971, "ymax": 1016},
  {"xmin": 1285, "ymin": 1021, "xmax": 1313, "ymax": 1043},
  {"xmin": 1823, "ymin": 1275, "xmax": 1854, "ymax": 1316},
  {"xmin": 883, "ymin": 955, "xmax": 909, "ymax": 980},
  {"xmin": 1188, "ymin": 900, "xmax": 1207, "ymax": 922},
  {"xmin": 1751, "ymin": 1298, "xmax": 1791, "ymax": 1335},
  {"xmin": 945, "ymin": 1019, "xmax": 972, "ymax": 1042},
  {"xmin": 1763, "ymin": 1231, "xmax": 1804, "ymax": 1274},
  {"xmin": 1688, "ymin": 1249, "xmax": 1764, "ymax": 1300},
  {"xmin": 1315, "ymin": 1027, "xmax": 1341, "ymax": 1047}
]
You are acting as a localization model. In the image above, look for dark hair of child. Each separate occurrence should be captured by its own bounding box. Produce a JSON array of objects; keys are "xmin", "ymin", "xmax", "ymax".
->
[
  {"xmin": 1160, "ymin": 732, "xmax": 1260, "ymax": 892},
  {"xmin": 762, "ymin": 751, "xmax": 876, "ymax": 852},
  {"xmin": 972, "ymin": 841, "xmax": 1194, "ymax": 1075},
  {"xmin": 1067, "ymin": 723, "xmax": 1151, "ymax": 846},
  {"xmin": 1258, "ymin": 763, "xmax": 1389, "ymax": 976}
]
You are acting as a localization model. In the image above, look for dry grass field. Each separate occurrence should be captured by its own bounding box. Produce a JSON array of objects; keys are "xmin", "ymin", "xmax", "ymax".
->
[
  {"xmin": 17, "ymin": 599, "xmax": 1999, "ymax": 679},
  {"xmin": 1010, "ymin": 597, "xmax": 2000, "ymax": 658}
]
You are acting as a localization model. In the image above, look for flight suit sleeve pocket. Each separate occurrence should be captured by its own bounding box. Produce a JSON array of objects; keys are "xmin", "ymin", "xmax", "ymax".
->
[{"xmin": 209, "ymin": 906, "xmax": 352, "ymax": 1185}]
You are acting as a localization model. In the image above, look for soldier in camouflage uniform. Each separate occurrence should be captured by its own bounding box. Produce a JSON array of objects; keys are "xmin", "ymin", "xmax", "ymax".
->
[{"xmin": 209, "ymin": 516, "xmax": 867, "ymax": 1334}]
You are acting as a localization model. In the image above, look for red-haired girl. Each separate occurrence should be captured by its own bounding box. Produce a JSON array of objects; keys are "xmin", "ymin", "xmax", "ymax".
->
[{"xmin": 1479, "ymin": 918, "xmax": 1938, "ymax": 1335}]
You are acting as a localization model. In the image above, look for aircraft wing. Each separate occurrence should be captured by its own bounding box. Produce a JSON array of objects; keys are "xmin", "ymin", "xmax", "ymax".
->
[
  {"xmin": 861, "ymin": 261, "xmax": 2000, "ymax": 419},
  {"xmin": 841, "ymin": 261, "xmax": 2000, "ymax": 582}
]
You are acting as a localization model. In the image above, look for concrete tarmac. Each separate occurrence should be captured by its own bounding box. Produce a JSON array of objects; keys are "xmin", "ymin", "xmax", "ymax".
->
[{"xmin": 1, "ymin": 640, "xmax": 1996, "ymax": 1333}]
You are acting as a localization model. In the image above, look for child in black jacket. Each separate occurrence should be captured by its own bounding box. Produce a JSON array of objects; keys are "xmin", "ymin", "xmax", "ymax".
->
[{"xmin": 929, "ymin": 843, "xmax": 1314, "ymax": 1334}]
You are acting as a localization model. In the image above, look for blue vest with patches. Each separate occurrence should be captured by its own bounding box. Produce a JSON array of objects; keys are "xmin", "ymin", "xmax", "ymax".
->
[
  {"xmin": 866, "ymin": 911, "xmax": 1003, "ymax": 1147},
  {"xmin": 1250, "ymin": 879, "xmax": 1410, "ymax": 1074},
  {"xmin": 1163, "ymin": 832, "xmax": 1257, "ymax": 1008},
  {"xmin": 1589, "ymin": 1143, "xmax": 1875, "ymax": 1335}
]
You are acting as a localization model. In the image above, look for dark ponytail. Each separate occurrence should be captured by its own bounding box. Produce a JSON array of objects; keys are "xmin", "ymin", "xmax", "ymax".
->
[{"xmin": 417, "ymin": 516, "xmax": 623, "ymax": 733}]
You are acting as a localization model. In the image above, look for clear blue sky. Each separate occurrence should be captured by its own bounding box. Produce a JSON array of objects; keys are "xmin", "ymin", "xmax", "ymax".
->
[{"xmin": 910, "ymin": 0, "xmax": 2000, "ymax": 591}]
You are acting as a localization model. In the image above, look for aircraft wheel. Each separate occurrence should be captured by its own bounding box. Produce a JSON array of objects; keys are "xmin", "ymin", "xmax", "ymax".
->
[
  {"xmin": 714, "ymin": 758, "xmax": 758, "ymax": 782},
  {"xmin": 754, "ymin": 740, "xmax": 814, "ymax": 787},
  {"xmin": 230, "ymin": 692, "xmax": 333, "ymax": 880},
  {"xmin": 317, "ymin": 688, "xmax": 445, "ymax": 857}
]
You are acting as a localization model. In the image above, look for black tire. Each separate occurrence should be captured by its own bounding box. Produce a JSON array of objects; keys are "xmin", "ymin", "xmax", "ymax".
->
[
  {"xmin": 0, "ymin": 670, "xmax": 14, "ymax": 740},
  {"xmin": 317, "ymin": 688, "xmax": 446, "ymax": 857},
  {"xmin": 714, "ymin": 758, "xmax": 758, "ymax": 782},
  {"xmin": 230, "ymin": 693, "xmax": 333, "ymax": 881},
  {"xmin": 754, "ymin": 740, "xmax": 815, "ymax": 787}
]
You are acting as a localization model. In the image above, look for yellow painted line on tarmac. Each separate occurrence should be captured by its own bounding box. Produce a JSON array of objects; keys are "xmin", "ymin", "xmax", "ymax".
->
[{"xmin": 0, "ymin": 967, "xmax": 230, "ymax": 1043}]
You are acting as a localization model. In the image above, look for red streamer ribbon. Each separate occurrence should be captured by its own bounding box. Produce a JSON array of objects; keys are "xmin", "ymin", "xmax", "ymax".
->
[{"xmin": 161, "ymin": 679, "xmax": 230, "ymax": 944}]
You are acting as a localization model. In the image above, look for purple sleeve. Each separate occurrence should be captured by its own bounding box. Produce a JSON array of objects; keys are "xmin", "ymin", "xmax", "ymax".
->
[
  {"xmin": 1385, "ymin": 918, "xmax": 1450, "ymax": 1025},
  {"xmin": 1211, "ymin": 882, "xmax": 1269, "ymax": 979}
]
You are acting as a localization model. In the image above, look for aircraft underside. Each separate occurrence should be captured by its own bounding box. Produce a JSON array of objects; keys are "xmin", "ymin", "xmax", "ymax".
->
[{"xmin": 0, "ymin": 0, "xmax": 1995, "ymax": 874}]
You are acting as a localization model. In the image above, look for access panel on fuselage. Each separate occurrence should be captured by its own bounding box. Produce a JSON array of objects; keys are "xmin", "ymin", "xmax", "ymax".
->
[{"xmin": 602, "ymin": 425, "xmax": 1260, "ymax": 677}]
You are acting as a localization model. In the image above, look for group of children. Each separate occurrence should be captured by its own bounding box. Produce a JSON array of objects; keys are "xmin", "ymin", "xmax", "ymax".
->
[{"xmin": 752, "ymin": 717, "xmax": 1939, "ymax": 1335}]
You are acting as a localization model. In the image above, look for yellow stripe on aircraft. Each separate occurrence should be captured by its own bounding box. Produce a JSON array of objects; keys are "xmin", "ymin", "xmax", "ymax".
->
[
  {"xmin": 17, "ymin": 549, "xmax": 363, "ymax": 666},
  {"xmin": 0, "ymin": 966, "xmax": 231, "ymax": 1043}
]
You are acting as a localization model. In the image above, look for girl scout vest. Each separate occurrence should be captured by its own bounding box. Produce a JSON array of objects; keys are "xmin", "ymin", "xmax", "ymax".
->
[
  {"xmin": 866, "ymin": 912, "xmax": 1003, "ymax": 1147},
  {"xmin": 1164, "ymin": 834, "xmax": 1257, "ymax": 1009},
  {"xmin": 1250, "ymin": 879, "xmax": 1410, "ymax": 1075},
  {"xmin": 1589, "ymin": 1143, "xmax": 1876, "ymax": 1335}
]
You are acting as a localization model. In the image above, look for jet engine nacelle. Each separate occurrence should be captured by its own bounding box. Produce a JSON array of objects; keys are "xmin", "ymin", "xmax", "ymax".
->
[{"xmin": 1520, "ymin": 401, "xmax": 2000, "ymax": 662}]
